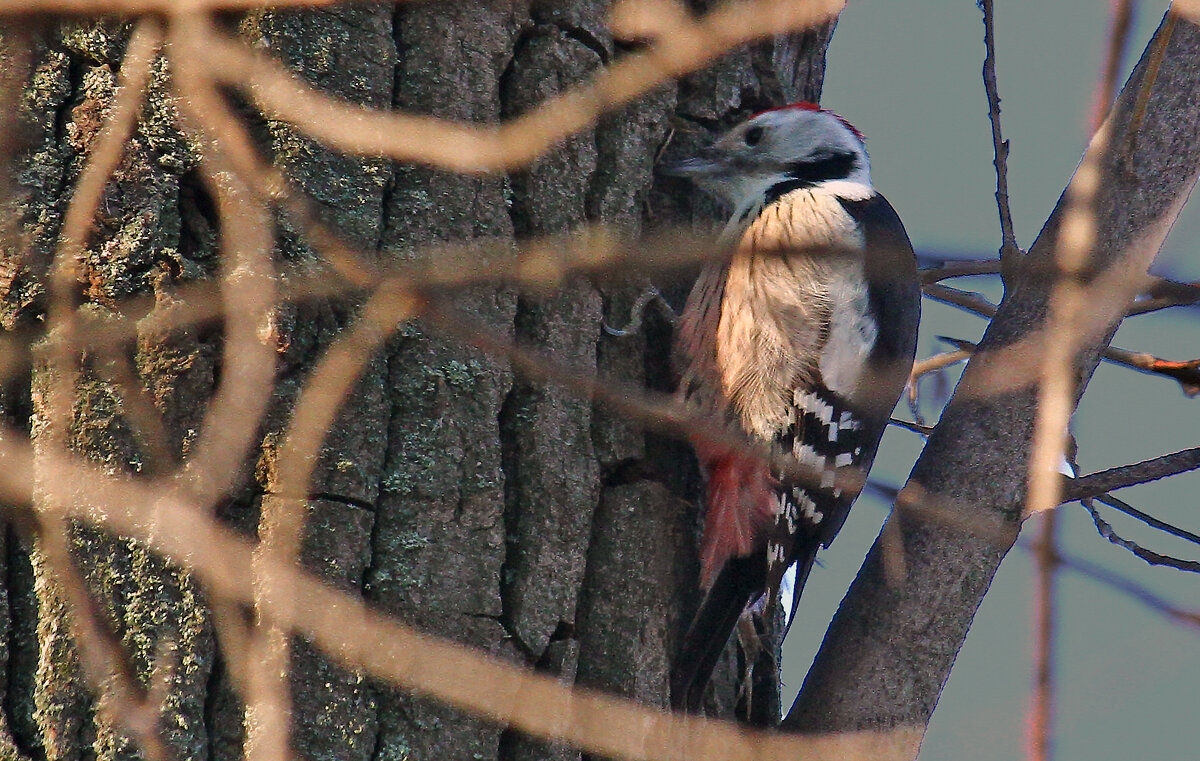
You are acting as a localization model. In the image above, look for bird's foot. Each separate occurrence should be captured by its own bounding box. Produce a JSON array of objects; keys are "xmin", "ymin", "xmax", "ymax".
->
[{"xmin": 602, "ymin": 285, "xmax": 676, "ymax": 336}]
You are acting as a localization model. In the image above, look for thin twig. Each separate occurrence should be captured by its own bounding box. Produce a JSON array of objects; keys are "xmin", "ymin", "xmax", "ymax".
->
[
  {"xmin": 1081, "ymin": 498, "xmax": 1200, "ymax": 572},
  {"xmin": 922, "ymin": 282, "xmax": 998, "ymax": 318},
  {"xmin": 1101, "ymin": 347, "xmax": 1200, "ymax": 396},
  {"xmin": 888, "ymin": 417, "xmax": 934, "ymax": 437},
  {"xmin": 905, "ymin": 347, "xmax": 969, "ymax": 428},
  {"xmin": 871, "ymin": 480, "xmax": 1200, "ymax": 628},
  {"xmin": 1095, "ymin": 493, "xmax": 1200, "ymax": 547},
  {"xmin": 978, "ymin": 0, "xmax": 1021, "ymax": 285},
  {"xmin": 1126, "ymin": 278, "xmax": 1200, "ymax": 315},
  {"xmin": 919, "ymin": 259, "xmax": 1000, "ymax": 284},
  {"xmin": 1015, "ymin": 539, "xmax": 1200, "ymax": 629}
]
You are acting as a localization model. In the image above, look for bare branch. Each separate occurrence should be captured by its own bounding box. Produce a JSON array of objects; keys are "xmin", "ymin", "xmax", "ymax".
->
[
  {"xmin": 922, "ymin": 282, "xmax": 998, "ymax": 317},
  {"xmin": 1081, "ymin": 498, "xmax": 1200, "ymax": 572},
  {"xmin": 941, "ymin": 335, "xmax": 1200, "ymax": 396},
  {"xmin": 978, "ymin": 0, "xmax": 1021, "ymax": 282},
  {"xmin": 1101, "ymin": 347, "xmax": 1200, "ymax": 396},
  {"xmin": 1093, "ymin": 493, "xmax": 1200, "ymax": 548},
  {"xmin": 1064, "ymin": 446, "xmax": 1200, "ymax": 501},
  {"xmin": 1126, "ymin": 278, "xmax": 1200, "ymax": 314},
  {"xmin": 919, "ymin": 259, "xmax": 1000, "ymax": 284}
]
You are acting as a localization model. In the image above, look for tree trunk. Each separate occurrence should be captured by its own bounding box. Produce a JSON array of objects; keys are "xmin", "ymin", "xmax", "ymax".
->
[{"xmin": 0, "ymin": 3, "xmax": 832, "ymax": 760}]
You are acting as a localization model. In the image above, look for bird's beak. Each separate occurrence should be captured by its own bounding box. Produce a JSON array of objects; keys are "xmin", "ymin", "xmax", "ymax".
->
[{"xmin": 659, "ymin": 148, "xmax": 728, "ymax": 179}]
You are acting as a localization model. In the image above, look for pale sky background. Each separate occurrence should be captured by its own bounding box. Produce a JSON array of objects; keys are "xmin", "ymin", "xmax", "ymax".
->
[{"xmin": 779, "ymin": 2, "xmax": 1200, "ymax": 759}]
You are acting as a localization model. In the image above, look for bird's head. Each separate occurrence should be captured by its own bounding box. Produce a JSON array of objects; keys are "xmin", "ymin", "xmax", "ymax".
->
[{"xmin": 665, "ymin": 103, "xmax": 872, "ymax": 211}]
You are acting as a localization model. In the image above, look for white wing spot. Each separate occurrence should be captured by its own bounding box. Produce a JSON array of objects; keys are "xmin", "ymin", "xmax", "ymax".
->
[
  {"xmin": 771, "ymin": 543, "xmax": 786, "ymax": 563},
  {"xmin": 794, "ymin": 491, "xmax": 824, "ymax": 524},
  {"xmin": 794, "ymin": 443, "xmax": 825, "ymax": 467},
  {"xmin": 794, "ymin": 389, "xmax": 834, "ymax": 426},
  {"xmin": 820, "ymin": 468, "xmax": 836, "ymax": 490}
]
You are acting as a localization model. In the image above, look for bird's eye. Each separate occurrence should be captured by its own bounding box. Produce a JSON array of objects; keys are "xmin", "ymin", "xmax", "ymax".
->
[{"xmin": 744, "ymin": 126, "xmax": 765, "ymax": 146}]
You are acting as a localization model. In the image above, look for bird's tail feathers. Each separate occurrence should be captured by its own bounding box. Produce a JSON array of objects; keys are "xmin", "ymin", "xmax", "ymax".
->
[{"xmin": 670, "ymin": 555, "xmax": 761, "ymax": 712}]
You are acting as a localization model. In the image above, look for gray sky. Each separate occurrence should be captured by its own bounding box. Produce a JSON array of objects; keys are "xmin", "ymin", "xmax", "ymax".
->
[{"xmin": 780, "ymin": 2, "xmax": 1200, "ymax": 759}]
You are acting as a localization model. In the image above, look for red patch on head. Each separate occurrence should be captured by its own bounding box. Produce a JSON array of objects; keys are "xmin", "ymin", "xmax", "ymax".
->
[{"xmin": 750, "ymin": 101, "xmax": 866, "ymax": 144}]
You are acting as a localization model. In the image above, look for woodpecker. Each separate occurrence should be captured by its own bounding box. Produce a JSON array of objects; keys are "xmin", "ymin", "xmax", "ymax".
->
[{"xmin": 667, "ymin": 103, "xmax": 920, "ymax": 714}]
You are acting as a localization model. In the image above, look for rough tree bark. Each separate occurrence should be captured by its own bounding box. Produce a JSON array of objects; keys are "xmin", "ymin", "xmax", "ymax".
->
[{"xmin": 0, "ymin": 3, "xmax": 832, "ymax": 761}]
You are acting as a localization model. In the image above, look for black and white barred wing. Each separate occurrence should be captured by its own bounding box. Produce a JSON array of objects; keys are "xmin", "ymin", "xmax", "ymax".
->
[{"xmin": 764, "ymin": 384, "xmax": 876, "ymax": 613}]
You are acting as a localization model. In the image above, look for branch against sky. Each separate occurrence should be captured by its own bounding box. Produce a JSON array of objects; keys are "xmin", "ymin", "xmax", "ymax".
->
[{"xmin": 786, "ymin": 7, "xmax": 1200, "ymax": 745}]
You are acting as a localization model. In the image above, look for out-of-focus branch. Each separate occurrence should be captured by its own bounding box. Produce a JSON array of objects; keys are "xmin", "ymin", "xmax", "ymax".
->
[
  {"xmin": 0, "ymin": 226, "xmax": 720, "ymax": 389},
  {"xmin": 164, "ymin": 30, "xmax": 280, "ymax": 512},
  {"xmin": 420, "ymin": 300, "xmax": 868, "ymax": 499},
  {"xmin": 1094, "ymin": 0, "xmax": 1136, "ymax": 130},
  {"xmin": 0, "ymin": 0, "xmax": 360, "ymax": 13},
  {"xmin": 35, "ymin": 517, "xmax": 174, "ymax": 761},
  {"xmin": 186, "ymin": 0, "xmax": 845, "ymax": 172},
  {"xmin": 1029, "ymin": 509, "xmax": 1058, "ymax": 761},
  {"xmin": 0, "ymin": 431, "xmax": 923, "ymax": 761},
  {"xmin": 43, "ymin": 19, "xmax": 161, "ymax": 452}
]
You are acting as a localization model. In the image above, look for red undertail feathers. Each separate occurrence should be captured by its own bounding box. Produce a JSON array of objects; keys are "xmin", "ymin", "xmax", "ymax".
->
[{"xmin": 698, "ymin": 449, "xmax": 778, "ymax": 589}]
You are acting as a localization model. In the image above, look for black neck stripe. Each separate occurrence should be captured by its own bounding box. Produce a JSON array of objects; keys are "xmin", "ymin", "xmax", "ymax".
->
[{"xmin": 763, "ymin": 150, "xmax": 858, "ymax": 205}]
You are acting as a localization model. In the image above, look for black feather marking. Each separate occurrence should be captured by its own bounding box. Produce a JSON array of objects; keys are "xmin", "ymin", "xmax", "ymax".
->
[
  {"xmin": 763, "ymin": 150, "xmax": 858, "ymax": 204},
  {"xmin": 836, "ymin": 194, "xmax": 923, "ymax": 364}
]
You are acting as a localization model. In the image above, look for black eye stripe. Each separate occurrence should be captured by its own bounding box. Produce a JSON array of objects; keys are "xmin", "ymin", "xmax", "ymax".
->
[{"xmin": 744, "ymin": 126, "xmax": 765, "ymax": 146}]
